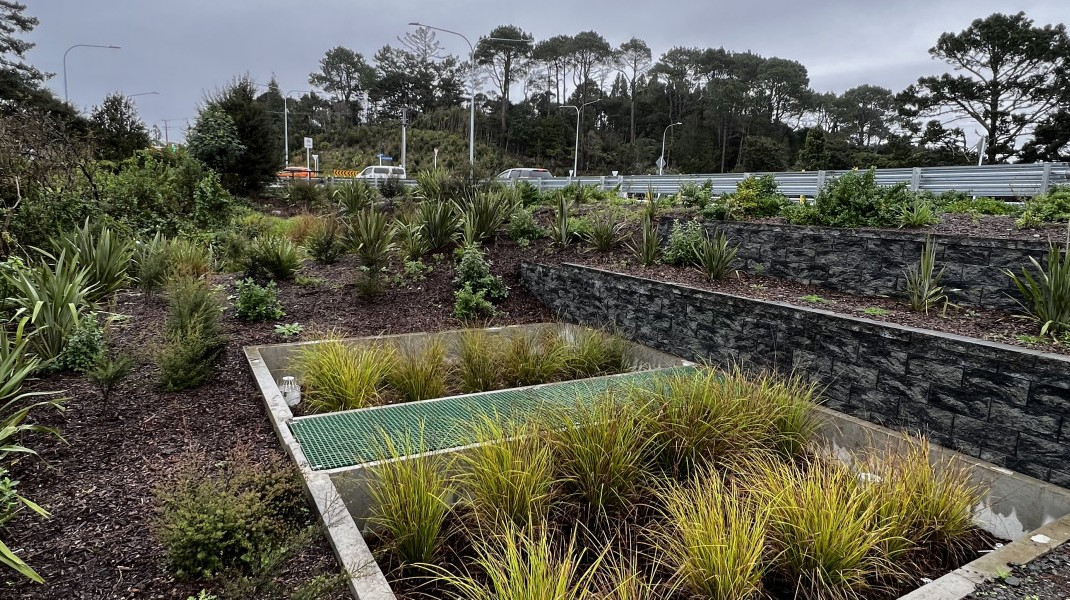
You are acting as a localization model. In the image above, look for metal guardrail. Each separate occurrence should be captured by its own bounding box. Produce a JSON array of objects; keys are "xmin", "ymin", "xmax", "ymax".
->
[
  {"xmin": 526, "ymin": 163, "xmax": 1069, "ymax": 198},
  {"xmin": 275, "ymin": 163, "xmax": 1069, "ymax": 198}
]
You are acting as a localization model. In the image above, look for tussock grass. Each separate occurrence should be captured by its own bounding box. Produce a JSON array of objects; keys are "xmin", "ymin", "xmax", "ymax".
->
[
  {"xmin": 457, "ymin": 418, "xmax": 556, "ymax": 531},
  {"xmin": 562, "ymin": 328, "xmax": 632, "ymax": 379},
  {"xmin": 296, "ymin": 337, "xmax": 395, "ymax": 412},
  {"xmin": 657, "ymin": 469, "xmax": 769, "ymax": 600},
  {"xmin": 501, "ymin": 330, "xmax": 568, "ymax": 388},
  {"xmin": 387, "ymin": 337, "xmax": 451, "ymax": 403},
  {"xmin": 457, "ymin": 329, "xmax": 502, "ymax": 393},
  {"xmin": 367, "ymin": 433, "xmax": 453, "ymax": 568}
]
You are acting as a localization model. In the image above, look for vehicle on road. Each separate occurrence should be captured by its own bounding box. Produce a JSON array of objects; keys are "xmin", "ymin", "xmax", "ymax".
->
[
  {"xmin": 277, "ymin": 166, "xmax": 316, "ymax": 180},
  {"xmin": 497, "ymin": 168, "xmax": 553, "ymax": 181},
  {"xmin": 357, "ymin": 165, "xmax": 407, "ymax": 180}
]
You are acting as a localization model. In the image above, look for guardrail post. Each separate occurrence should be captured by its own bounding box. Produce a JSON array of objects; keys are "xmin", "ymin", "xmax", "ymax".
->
[
  {"xmin": 910, "ymin": 167, "xmax": 922, "ymax": 192},
  {"xmin": 1041, "ymin": 162, "xmax": 1053, "ymax": 195},
  {"xmin": 599, "ymin": 176, "xmax": 606, "ymax": 191},
  {"xmin": 816, "ymin": 170, "xmax": 827, "ymax": 196}
]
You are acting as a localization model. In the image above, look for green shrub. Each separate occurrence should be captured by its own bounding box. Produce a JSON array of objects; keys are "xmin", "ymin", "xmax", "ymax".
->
[
  {"xmin": 57, "ymin": 220, "xmax": 134, "ymax": 302},
  {"xmin": 285, "ymin": 181, "xmax": 324, "ymax": 210},
  {"xmin": 215, "ymin": 229, "xmax": 250, "ymax": 272},
  {"xmin": 347, "ymin": 208, "xmax": 395, "ymax": 270},
  {"xmin": 334, "ymin": 180, "xmax": 378, "ymax": 218},
  {"xmin": 379, "ymin": 176, "xmax": 406, "ymax": 199},
  {"xmin": 629, "ymin": 215, "xmax": 661, "ymax": 267},
  {"xmin": 454, "ymin": 284, "xmax": 496, "ymax": 319},
  {"xmin": 304, "ymin": 216, "xmax": 345, "ymax": 265},
  {"xmin": 393, "ymin": 216, "xmax": 429, "ymax": 262},
  {"xmin": 716, "ymin": 174, "xmax": 785, "ymax": 220},
  {"xmin": 156, "ymin": 448, "xmax": 309, "ymax": 580},
  {"xmin": 454, "ymin": 245, "xmax": 508, "ymax": 316},
  {"xmin": 514, "ymin": 180, "xmax": 542, "ymax": 206},
  {"xmin": 585, "ymin": 213, "xmax": 624, "ymax": 252},
  {"xmin": 455, "ymin": 189, "xmax": 518, "ymax": 244},
  {"xmin": 663, "ymin": 220, "xmax": 704, "ymax": 266},
  {"xmin": 1017, "ymin": 187, "xmax": 1070, "ymax": 228},
  {"xmin": 245, "ymin": 235, "xmax": 301, "ymax": 281},
  {"xmin": 785, "ymin": 168, "xmax": 915, "ymax": 228},
  {"xmin": 934, "ymin": 192, "xmax": 1017, "ymax": 216},
  {"xmin": 1006, "ymin": 244, "xmax": 1070, "ymax": 337},
  {"xmin": 159, "ymin": 278, "xmax": 226, "ymax": 391},
  {"xmin": 899, "ymin": 196, "xmax": 940, "ymax": 228},
  {"xmin": 5, "ymin": 251, "xmax": 96, "ymax": 362},
  {"xmin": 367, "ymin": 434, "xmax": 453, "ymax": 567},
  {"xmin": 233, "ymin": 278, "xmax": 284, "ymax": 322},
  {"xmin": 57, "ymin": 313, "xmax": 105, "ymax": 373},
  {"xmin": 418, "ymin": 200, "xmax": 459, "ymax": 252},
  {"xmin": 679, "ymin": 180, "xmax": 713, "ymax": 209},
  {"xmin": 905, "ymin": 237, "xmax": 949, "ymax": 315},
  {"xmin": 167, "ymin": 238, "xmax": 214, "ymax": 280},
  {"xmin": 297, "ymin": 339, "xmax": 395, "ymax": 412},
  {"xmin": 88, "ymin": 353, "xmax": 133, "ymax": 407},
  {"xmin": 696, "ymin": 231, "xmax": 739, "ymax": 281},
  {"xmin": 131, "ymin": 233, "xmax": 171, "ymax": 291},
  {"xmin": 508, "ymin": 208, "xmax": 543, "ymax": 243}
]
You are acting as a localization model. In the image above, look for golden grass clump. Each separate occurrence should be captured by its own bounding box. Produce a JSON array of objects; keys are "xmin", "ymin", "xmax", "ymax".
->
[{"xmin": 296, "ymin": 337, "xmax": 395, "ymax": 412}]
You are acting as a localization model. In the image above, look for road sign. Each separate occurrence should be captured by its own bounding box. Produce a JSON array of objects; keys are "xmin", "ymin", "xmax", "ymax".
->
[
  {"xmin": 303, "ymin": 137, "xmax": 313, "ymax": 150},
  {"xmin": 376, "ymin": 154, "xmax": 393, "ymax": 160},
  {"xmin": 655, "ymin": 156, "xmax": 665, "ymax": 170}
]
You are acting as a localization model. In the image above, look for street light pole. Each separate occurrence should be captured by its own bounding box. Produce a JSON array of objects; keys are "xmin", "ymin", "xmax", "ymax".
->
[
  {"xmin": 63, "ymin": 43, "xmax": 121, "ymax": 103},
  {"xmin": 560, "ymin": 99, "xmax": 600, "ymax": 178},
  {"xmin": 410, "ymin": 22, "xmax": 475, "ymax": 180},
  {"xmin": 659, "ymin": 121, "xmax": 683, "ymax": 176},
  {"xmin": 127, "ymin": 91, "xmax": 159, "ymax": 98}
]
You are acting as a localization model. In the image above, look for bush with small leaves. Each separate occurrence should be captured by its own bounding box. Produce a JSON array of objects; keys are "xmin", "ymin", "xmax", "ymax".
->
[
  {"xmin": 1017, "ymin": 187, "xmax": 1070, "ymax": 228},
  {"xmin": 508, "ymin": 208, "xmax": 543, "ymax": 243},
  {"xmin": 57, "ymin": 313, "xmax": 105, "ymax": 373},
  {"xmin": 663, "ymin": 220, "xmax": 704, "ymax": 266},
  {"xmin": 89, "ymin": 353, "xmax": 133, "ymax": 407},
  {"xmin": 158, "ymin": 278, "xmax": 226, "ymax": 391},
  {"xmin": 233, "ymin": 278, "xmax": 284, "ymax": 322},
  {"xmin": 454, "ymin": 285, "xmax": 496, "ymax": 319},
  {"xmin": 454, "ymin": 244, "xmax": 508, "ymax": 301}
]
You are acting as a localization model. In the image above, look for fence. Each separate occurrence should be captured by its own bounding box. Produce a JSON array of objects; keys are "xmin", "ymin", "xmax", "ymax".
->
[{"xmin": 279, "ymin": 162, "xmax": 1069, "ymax": 198}]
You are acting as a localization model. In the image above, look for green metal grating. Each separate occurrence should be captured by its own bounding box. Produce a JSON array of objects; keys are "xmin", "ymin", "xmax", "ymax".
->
[{"xmin": 290, "ymin": 367, "xmax": 695, "ymax": 470}]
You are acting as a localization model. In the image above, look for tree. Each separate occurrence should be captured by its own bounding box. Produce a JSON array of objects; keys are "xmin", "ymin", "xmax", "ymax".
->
[
  {"xmin": 835, "ymin": 85, "xmax": 895, "ymax": 147},
  {"xmin": 474, "ymin": 25, "xmax": 534, "ymax": 140},
  {"xmin": 187, "ymin": 105, "xmax": 246, "ymax": 173},
  {"xmin": 532, "ymin": 35, "xmax": 573, "ymax": 105},
  {"xmin": 309, "ymin": 46, "xmax": 373, "ymax": 125},
  {"xmin": 89, "ymin": 93, "xmax": 150, "ymax": 161},
  {"xmin": 206, "ymin": 77, "xmax": 281, "ymax": 195},
  {"xmin": 0, "ymin": 1, "xmax": 42, "ymax": 89},
  {"xmin": 1020, "ymin": 110, "xmax": 1070, "ymax": 162},
  {"xmin": 570, "ymin": 31, "xmax": 612, "ymax": 105},
  {"xmin": 755, "ymin": 57, "xmax": 810, "ymax": 124},
  {"xmin": 615, "ymin": 38, "xmax": 652, "ymax": 144},
  {"xmin": 903, "ymin": 12, "xmax": 1070, "ymax": 163}
]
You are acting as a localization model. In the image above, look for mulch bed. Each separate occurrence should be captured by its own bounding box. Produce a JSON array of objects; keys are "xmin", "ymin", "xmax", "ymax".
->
[
  {"xmin": 3, "ymin": 245, "xmax": 548, "ymax": 599},
  {"xmin": 3, "ymin": 230, "xmax": 1063, "ymax": 599},
  {"xmin": 964, "ymin": 539, "xmax": 1070, "ymax": 599}
]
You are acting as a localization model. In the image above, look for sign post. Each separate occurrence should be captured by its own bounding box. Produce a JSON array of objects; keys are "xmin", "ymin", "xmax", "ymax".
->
[{"xmin": 304, "ymin": 137, "xmax": 313, "ymax": 172}]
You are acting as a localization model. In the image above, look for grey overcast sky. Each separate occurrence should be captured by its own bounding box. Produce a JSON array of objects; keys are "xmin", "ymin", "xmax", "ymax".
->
[{"xmin": 24, "ymin": 0, "xmax": 1068, "ymax": 141}]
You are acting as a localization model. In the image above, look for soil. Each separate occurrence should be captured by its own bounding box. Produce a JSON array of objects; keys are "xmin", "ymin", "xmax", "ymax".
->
[
  {"xmin": 964, "ymin": 539, "xmax": 1070, "ymax": 599},
  {"xmin": 751, "ymin": 213, "xmax": 1070, "ymax": 244},
  {"xmin": 2, "ymin": 244, "xmax": 549, "ymax": 599}
]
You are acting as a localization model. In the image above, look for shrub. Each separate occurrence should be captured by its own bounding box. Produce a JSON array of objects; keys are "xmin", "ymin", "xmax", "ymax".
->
[
  {"xmin": 156, "ymin": 447, "xmax": 310, "ymax": 580},
  {"xmin": 418, "ymin": 200, "xmax": 460, "ymax": 252},
  {"xmin": 663, "ymin": 220, "xmax": 704, "ymax": 266},
  {"xmin": 167, "ymin": 237, "xmax": 214, "ymax": 280},
  {"xmin": 88, "ymin": 353, "xmax": 134, "ymax": 407},
  {"xmin": 387, "ymin": 338, "xmax": 450, "ymax": 402},
  {"xmin": 393, "ymin": 217, "xmax": 429, "ymax": 261},
  {"xmin": 899, "ymin": 196, "xmax": 940, "ymax": 228},
  {"xmin": 454, "ymin": 244, "xmax": 508, "ymax": 301},
  {"xmin": 1017, "ymin": 187, "xmax": 1070, "ymax": 228},
  {"xmin": 57, "ymin": 312, "xmax": 105, "ymax": 373},
  {"xmin": 934, "ymin": 192, "xmax": 1016, "ymax": 216},
  {"xmin": 233, "ymin": 278, "xmax": 284, "ymax": 322},
  {"xmin": 57, "ymin": 220, "xmax": 133, "ymax": 302},
  {"xmin": 132, "ymin": 233, "xmax": 171, "ymax": 292},
  {"xmin": 659, "ymin": 470, "xmax": 769, "ymax": 600},
  {"xmin": 245, "ymin": 235, "xmax": 301, "ymax": 281},
  {"xmin": 508, "ymin": 208, "xmax": 543, "ymax": 244},
  {"xmin": 905, "ymin": 237, "xmax": 949, "ymax": 315},
  {"xmin": 1006, "ymin": 243, "xmax": 1070, "ymax": 337},
  {"xmin": 548, "ymin": 395, "xmax": 652, "ymax": 522},
  {"xmin": 304, "ymin": 216, "xmax": 345, "ymax": 265},
  {"xmin": 379, "ymin": 176, "xmax": 406, "ymax": 199},
  {"xmin": 549, "ymin": 194, "xmax": 573, "ymax": 246},
  {"xmin": 334, "ymin": 180, "xmax": 378, "ymax": 219},
  {"xmin": 585, "ymin": 213, "xmax": 624, "ymax": 252},
  {"xmin": 785, "ymin": 168, "xmax": 915, "ymax": 228},
  {"xmin": 367, "ymin": 434, "xmax": 453, "ymax": 567},
  {"xmin": 5, "ymin": 251, "xmax": 96, "ymax": 362},
  {"xmin": 457, "ymin": 329, "xmax": 501, "ymax": 392},
  {"xmin": 717, "ymin": 174, "xmax": 785, "ymax": 220},
  {"xmin": 285, "ymin": 181, "xmax": 323, "ymax": 211},
  {"xmin": 679, "ymin": 179, "xmax": 713, "ymax": 210},
  {"xmin": 347, "ymin": 208, "xmax": 395, "ymax": 270},
  {"xmin": 454, "ymin": 285, "xmax": 496, "ymax": 319},
  {"xmin": 695, "ymin": 231, "xmax": 739, "ymax": 281},
  {"xmin": 457, "ymin": 419, "xmax": 556, "ymax": 530},
  {"xmin": 285, "ymin": 213, "xmax": 320, "ymax": 245},
  {"xmin": 296, "ymin": 339, "xmax": 395, "ymax": 412},
  {"xmin": 629, "ymin": 215, "xmax": 660, "ymax": 267},
  {"xmin": 215, "ymin": 229, "xmax": 249, "ymax": 272},
  {"xmin": 760, "ymin": 459, "xmax": 896, "ymax": 600},
  {"xmin": 159, "ymin": 278, "xmax": 226, "ymax": 391},
  {"xmin": 455, "ymin": 189, "xmax": 518, "ymax": 244}
]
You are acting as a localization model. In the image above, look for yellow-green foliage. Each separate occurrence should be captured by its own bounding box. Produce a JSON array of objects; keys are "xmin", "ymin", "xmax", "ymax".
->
[{"xmin": 296, "ymin": 339, "xmax": 395, "ymax": 412}]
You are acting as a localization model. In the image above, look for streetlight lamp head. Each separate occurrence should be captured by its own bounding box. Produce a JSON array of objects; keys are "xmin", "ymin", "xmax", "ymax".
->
[
  {"xmin": 673, "ymin": 121, "xmax": 682, "ymax": 126},
  {"xmin": 408, "ymin": 22, "xmax": 422, "ymax": 26},
  {"xmin": 107, "ymin": 45, "xmax": 121, "ymax": 49}
]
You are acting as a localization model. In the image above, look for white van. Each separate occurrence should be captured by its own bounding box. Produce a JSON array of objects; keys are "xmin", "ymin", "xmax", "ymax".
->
[{"xmin": 356, "ymin": 165, "xmax": 407, "ymax": 180}]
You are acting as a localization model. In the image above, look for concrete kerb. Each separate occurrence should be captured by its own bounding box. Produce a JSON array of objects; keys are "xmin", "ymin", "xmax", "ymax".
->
[{"xmin": 244, "ymin": 346, "xmax": 396, "ymax": 600}]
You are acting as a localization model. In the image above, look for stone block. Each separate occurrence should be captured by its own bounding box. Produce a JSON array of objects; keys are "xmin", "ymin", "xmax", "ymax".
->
[
  {"xmin": 954, "ymin": 414, "xmax": 1020, "ymax": 454},
  {"xmin": 905, "ymin": 356, "xmax": 965, "ymax": 384},
  {"xmin": 962, "ymin": 368, "xmax": 1030, "ymax": 407},
  {"xmin": 928, "ymin": 384, "xmax": 990, "ymax": 420},
  {"xmin": 987, "ymin": 403, "xmax": 1062, "ymax": 441}
]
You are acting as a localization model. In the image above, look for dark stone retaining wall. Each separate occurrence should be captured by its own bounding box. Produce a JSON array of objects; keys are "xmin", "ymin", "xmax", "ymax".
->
[
  {"xmin": 520, "ymin": 261, "xmax": 1070, "ymax": 486},
  {"xmin": 659, "ymin": 219, "xmax": 1055, "ymax": 311}
]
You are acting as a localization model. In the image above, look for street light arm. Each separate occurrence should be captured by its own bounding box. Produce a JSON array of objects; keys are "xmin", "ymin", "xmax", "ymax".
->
[
  {"xmin": 409, "ymin": 22, "xmax": 473, "ymax": 53},
  {"xmin": 411, "ymin": 21, "xmax": 476, "ymax": 179},
  {"xmin": 63, "ymin": 43, "xmax": 120, "ymax": 102}
]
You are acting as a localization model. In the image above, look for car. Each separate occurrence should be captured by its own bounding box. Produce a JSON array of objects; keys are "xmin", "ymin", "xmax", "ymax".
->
[
  {"xmin": 497, "ymin": 168, "xmax": 554, "ymax": 181},
  {"xmin": 356, "ymin": 165, "xmax": 407, "ymax": 180},
  {"xmin": 277, "ymin": 166, "xmax": 315, "ymax": 180}
]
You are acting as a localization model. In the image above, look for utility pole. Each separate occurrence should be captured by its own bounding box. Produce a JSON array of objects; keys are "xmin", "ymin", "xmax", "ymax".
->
[{"xmin": 401, "ymin": 107, "xmax": 408, "ymax": 171}]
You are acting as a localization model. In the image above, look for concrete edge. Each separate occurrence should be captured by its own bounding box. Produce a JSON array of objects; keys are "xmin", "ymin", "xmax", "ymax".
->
[
  {"xmin": 899, "ymin": 512, "xmax": 1070, "ymax": 600},
  {"xmin": 243, "ymin": 346, "xmax": 396, "ymax": 600}
]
